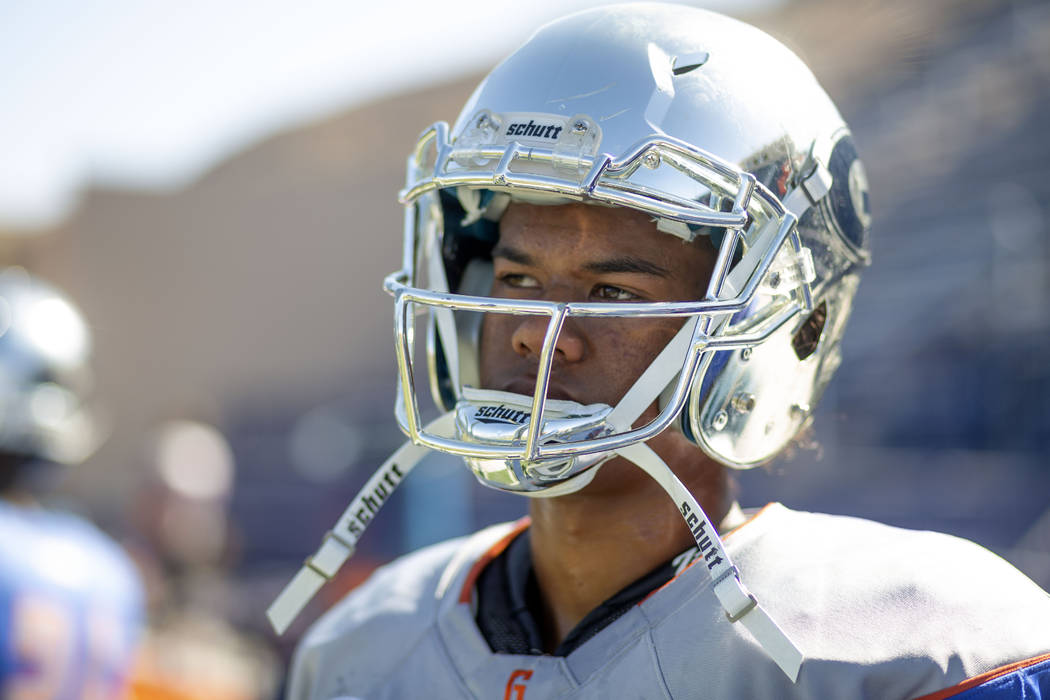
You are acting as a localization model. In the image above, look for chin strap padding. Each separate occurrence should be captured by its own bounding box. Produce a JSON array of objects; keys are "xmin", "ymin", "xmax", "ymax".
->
[
  {"xmin": 266, "ymin": 412, "xmax": 456, "ymax": 635},
  {"xmin": 615, "ymin": 442, "xmax": 804, "ymax": 682}
]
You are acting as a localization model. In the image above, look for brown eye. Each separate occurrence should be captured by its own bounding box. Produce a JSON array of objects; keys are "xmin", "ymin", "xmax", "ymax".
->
[
  {"xmin": 592, "ymin": 284, "xmax": 640, "ymax": 301},
  {"xmin": 498, "ymin": 273, "xmax": 540, "ymax": 289}
]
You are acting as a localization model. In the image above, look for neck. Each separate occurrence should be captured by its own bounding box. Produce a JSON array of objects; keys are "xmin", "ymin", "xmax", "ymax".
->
[{"xmin": 527, "ymin": 446, "xmax": 729, "ymax": 652}]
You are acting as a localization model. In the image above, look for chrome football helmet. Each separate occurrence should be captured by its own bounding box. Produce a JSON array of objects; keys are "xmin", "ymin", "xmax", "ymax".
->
[
  {"xmin": 271, "ymin": 4, "xmax": 871, "ymax": 679},
  {"xmin": 0, "ymin": 268, "xmax": 100, "ymax": 470}
]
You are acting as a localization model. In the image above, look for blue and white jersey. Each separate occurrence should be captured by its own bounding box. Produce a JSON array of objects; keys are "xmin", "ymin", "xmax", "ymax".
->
[
  {"xmin": 0, "ymin": 501, "xmax": 144, "ymax": 699},
  {"xmin": 288, "ymin": 504, "xmax": 1050, "ymax": 699}
]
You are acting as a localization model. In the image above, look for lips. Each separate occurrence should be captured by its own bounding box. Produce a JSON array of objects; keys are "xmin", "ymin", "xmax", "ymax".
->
[{"xmin": 501, "ymin": 376, "xmax": 580, "ymax": 403}]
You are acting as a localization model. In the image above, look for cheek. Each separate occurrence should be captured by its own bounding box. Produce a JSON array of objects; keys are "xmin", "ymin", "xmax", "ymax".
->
[
  {"xmin": 581, "ymin": 317, "xmax": 683, "ymax": 387},
  {"xmin": 478, "ymin": 314, "xmax": 512, "ymax": 384},
  {"xmin": 585, "ymin": 316, "xmax": 681, "ymax": 351}
]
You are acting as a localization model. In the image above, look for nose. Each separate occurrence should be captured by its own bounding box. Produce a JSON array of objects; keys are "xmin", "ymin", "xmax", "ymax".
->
[{"xmin": 511, "ymin": 314, "xmax": 586, "ymax": 364}]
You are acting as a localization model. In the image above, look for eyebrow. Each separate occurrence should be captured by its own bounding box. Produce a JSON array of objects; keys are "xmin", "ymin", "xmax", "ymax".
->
[
  {"xmin": 491, "ymin": 245, "xmax": 671, "ymax": 277},
  {"xmin": 583, "ymin": 256, "xmax": 670, "ymax": 277},
  {"xmin": 491, "ymin": 244, "xmax": 534, "ymax": 266}
]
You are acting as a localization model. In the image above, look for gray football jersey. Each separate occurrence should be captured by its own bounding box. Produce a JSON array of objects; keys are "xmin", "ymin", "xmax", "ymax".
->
[{"xmin": 286, "ymin": 504, "xmax": 1050, "ymax": 699}]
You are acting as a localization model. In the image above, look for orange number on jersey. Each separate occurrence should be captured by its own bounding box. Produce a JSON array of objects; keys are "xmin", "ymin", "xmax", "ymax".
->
[{"xmin": 503, "ymin": 669, "xmax": 533, "ymax": 700}]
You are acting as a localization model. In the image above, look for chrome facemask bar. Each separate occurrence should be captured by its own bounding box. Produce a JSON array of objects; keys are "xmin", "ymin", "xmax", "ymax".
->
[
  {"xmin": 385, "ymin": 121, "xmax": 813, "ymax": 478},
  {"xmin": 400, "ymin": 121, "xmax": 765, "ymax": 229}
]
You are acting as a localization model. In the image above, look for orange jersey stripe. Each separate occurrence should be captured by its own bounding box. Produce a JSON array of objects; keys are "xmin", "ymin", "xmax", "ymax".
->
[
  {"xmin": 912, "ymin": 652, "xmax": 1050, "ymax": 700},
  {"xmin": 459, "ymin": 517, "xmax": 532, "ymax": 604}
]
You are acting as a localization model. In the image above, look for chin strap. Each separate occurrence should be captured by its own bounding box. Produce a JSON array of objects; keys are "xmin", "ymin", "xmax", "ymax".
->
[
  {"xmin": 615, "ymin": 441, "xmax": 804, "ymax": 682},
  {"xmin": 266, "ymin": 412, "xmax": 456, "ymax": 635},
  {"xmin": 267, "ymin": 414, "xmax": 803, "ymax": 681},
  {"xmin": 605, "ymin": 316, "xmax": 700, "ymax": 430}
]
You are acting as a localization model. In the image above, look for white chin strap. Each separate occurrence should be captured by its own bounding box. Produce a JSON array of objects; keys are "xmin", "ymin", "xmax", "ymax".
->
[
  {"xmin": 267, "ymin": 412, "xmax": 457, "ymax": 635},
  {"xmin": 615, "ymin": 441, "xmax": 803, "ymax": 681},
  {"xmin": 267, "ymin": 430, "xmax": 803, "ymax": 683}
]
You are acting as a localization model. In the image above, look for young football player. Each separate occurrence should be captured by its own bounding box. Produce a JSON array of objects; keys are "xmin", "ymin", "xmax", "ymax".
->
[
  {"xmin": 271, "ymin": 5, "xmax": 1050, "ymax": 697},
  {"xmin": 0, "ymin": 269, "xmax": 143, "ymax": 698}
]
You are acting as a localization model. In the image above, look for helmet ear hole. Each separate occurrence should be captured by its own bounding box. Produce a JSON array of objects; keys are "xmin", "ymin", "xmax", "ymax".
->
[{"xmin": 791, "ymin": 301, "xmax": 827, "ymax": 360}]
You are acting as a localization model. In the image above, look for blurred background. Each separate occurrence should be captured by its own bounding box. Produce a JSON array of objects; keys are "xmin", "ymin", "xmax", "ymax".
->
[{"xmin": 1, "ymin": 0, "xmax": 1048, "ymax": 696}]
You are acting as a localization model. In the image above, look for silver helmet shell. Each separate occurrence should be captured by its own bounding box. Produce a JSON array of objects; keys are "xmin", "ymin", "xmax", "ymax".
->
[
  {"xmin": 0, "ymin": 269, "xmax": 99, "ymax": 466},
  {"xmin": 388, "ymin": 3, "xmax": 871, "ymax": 483}
]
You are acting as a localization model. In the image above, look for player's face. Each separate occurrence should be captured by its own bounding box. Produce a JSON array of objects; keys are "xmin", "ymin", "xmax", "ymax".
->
[{"xmin": 479, "ymin": 202, "xmax": 716, "ymax": 411}]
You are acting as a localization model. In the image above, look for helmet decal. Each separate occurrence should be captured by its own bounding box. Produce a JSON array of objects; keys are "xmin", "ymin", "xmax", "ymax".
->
[{"xmin": 827, "ymin": 135, "xmax": 872, "ymax": 255}]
